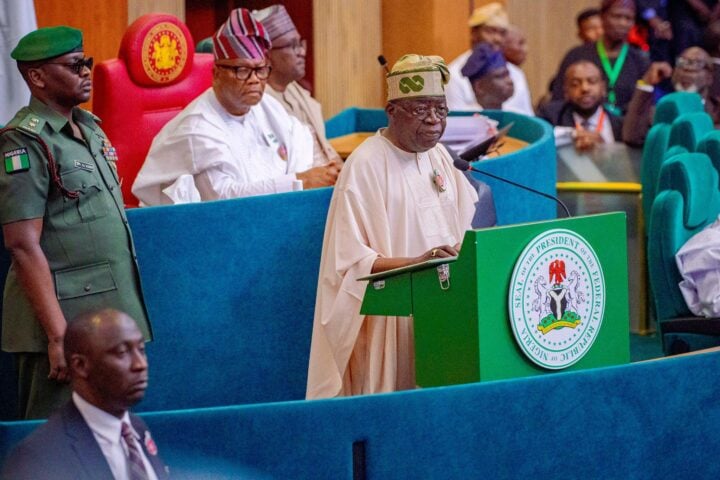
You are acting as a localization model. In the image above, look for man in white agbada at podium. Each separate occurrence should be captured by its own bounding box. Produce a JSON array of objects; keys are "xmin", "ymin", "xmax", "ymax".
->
[{"xmin": 306, "ymin": 55, "xmax": 478, "ymax": 398}]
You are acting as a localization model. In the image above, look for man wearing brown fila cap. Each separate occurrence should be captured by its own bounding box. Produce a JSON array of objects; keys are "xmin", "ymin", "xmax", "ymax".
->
[
  {"xmin": 0, "ymin": 26, "xmax": 152, "ymax": 419},
  {"xmin": 306, "ymin": 55, "xmax": 478, "ymax": 399},
  {"xmin": 253, "ymin": 5, "xmax": 342, "ymax": 167}
]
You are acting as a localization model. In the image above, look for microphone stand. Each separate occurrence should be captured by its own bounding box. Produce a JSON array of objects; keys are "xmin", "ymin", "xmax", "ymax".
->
[{"xmin": 466, "ymin": 161, "xmax": 572, "ymax": 218}]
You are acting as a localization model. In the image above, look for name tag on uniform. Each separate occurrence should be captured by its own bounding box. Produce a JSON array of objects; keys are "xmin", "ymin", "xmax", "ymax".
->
[{"xmin": 74, "ymin": 160, "xmax": 94, "ymax": 172}]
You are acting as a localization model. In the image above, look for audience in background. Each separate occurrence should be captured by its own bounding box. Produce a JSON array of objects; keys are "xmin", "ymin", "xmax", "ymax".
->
[
  {"xmin": 577, "ymin": 8, "xmax": 604, "ymax": 44},
  {"xmin": 540, "ymin": 60, "xmax": 623, "ymax": 151},
  {"xmin": 636, "ymin": 1, "xmax": 674, "ymax": 62},
  {"xmin": 0, "ymin": 26, "xmax": 152, "ymax": 420},
  {"xmin": 623, "ymin": 47, "xmax": 720, "ymax": 146},
  {"xmin": 307, "ymin": 54, "xmax": 478, "ymax": 399},
  {"xmin": 462, "ymin": 42, "xmax": 515, "ymax": 110},
  {"xmin": 446, "ymin": 2, "xmax": 533, "ymax": 115},
  {"xmin": 132, "ymin": 8, "xmax": 338, "ymax": 206},
  {"xmin": 252, "ymin": 5, "xmax": 342, "ymax": 167},
  {"xmin": 551, "ymin": 0, "xmax": 649, "ymax": 116},
  {"xmin": 2, "ymin": 310, "xmax": 169, "ymax": 479},
  {"xmin": 703, "ymin": 20, "xmax": 720, "ymax": 97},
  {"xmin": 502, "ymin": 25, "xmax": 535, "ymax": 115}
]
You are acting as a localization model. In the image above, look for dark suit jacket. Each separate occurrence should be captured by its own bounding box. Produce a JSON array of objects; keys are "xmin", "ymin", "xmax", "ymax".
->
[
  {"xmin": 538, "ymin": 100, "xmax": 623, "ymax": 141},
  {"xmin": 549, "ymin": 43, "xmax": 650, "ymax": 114},
  {"xmin": 1, "ymin": 401, "xmax": 169, "ymax": 480}
]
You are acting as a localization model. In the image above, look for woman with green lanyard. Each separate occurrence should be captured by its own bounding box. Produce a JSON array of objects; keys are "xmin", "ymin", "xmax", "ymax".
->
[{"xmin": 549, "ymin": 0, "xmax": 650, "ymax": 115}]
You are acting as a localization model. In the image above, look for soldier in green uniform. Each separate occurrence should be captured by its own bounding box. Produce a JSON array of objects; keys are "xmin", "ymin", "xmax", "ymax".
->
[{"xmin": 0, "ymin": 26, "xmax": 152, "ymax": 419}]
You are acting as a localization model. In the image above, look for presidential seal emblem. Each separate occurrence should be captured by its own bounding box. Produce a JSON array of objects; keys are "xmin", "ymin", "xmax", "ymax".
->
[
  {"xmin": 508, "ymin": 229, "xmax": 605, "ymax": 370},
  {"xmin": 141, "ymin": 22, "xmax": 188, "ymax": 83}
]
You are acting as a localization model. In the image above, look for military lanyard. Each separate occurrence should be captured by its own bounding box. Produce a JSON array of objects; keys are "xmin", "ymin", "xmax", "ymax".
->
[{"xmin": 596, "ymin": 41, "xmax": 629, "ymax": 114}]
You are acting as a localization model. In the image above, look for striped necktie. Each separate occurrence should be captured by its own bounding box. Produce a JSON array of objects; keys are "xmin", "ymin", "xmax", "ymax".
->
[{"xmin": 121, "ymin": 422, "xmax": 150, "ymax": 480}]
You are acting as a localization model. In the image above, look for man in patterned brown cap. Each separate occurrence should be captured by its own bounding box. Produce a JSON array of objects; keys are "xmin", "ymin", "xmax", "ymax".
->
[{"xmin": 133, "ymin": 8, "xmax": 338, "ymax": 205}]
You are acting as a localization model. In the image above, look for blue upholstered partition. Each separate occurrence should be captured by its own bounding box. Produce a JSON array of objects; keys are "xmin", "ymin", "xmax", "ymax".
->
[
  {"xmin": 325, "ymin": 108, "xmax": 557, "ymax": 225},
  {"xmin": 126, "ymin": 188, "xmax": 333, "ymax": 411},
  {"xmin": 3, "ymin": 351, "xmax": 719, "ymax": 478}
]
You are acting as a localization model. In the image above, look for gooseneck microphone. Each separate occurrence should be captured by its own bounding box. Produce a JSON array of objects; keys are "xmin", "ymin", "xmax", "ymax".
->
[
  {"xmin": 377, "ymin": 55, "xmax": 390, "ymax": 74},
  {"xmin": 451, "ymin": 153, "xmax": 571, "ymax": 218}
]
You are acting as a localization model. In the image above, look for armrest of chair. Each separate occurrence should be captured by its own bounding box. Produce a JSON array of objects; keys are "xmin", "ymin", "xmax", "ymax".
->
[{"xmin": 660, "ymin": 317, "xmax": 720, "ymax": 335}]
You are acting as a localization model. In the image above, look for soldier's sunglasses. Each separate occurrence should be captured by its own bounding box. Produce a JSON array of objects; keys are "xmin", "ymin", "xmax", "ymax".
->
[{"xmin": 44, "ymin": 57, "xmax": 94, "ymax": 75}]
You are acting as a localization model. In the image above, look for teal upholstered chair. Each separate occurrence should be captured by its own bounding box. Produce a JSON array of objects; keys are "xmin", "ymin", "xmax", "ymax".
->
[
  {"xmin": 652, "ymin": 92, "xmax": 704, "ymax": 125},
  {"xmin": 648, "ymin": 152, "xmax": 720, "ymax": 354},
  {"xmin": 640, "ymin": 122, "xmax": 678, "ymax": 229},
  {"xmin": 196, "ymin": 37, "xmax": 212, "ymax": 53},
  {"xmin": 697, "ymin": 130, "xmax": 720, "ymax": 182},
  {"xmin": 668, "ymin": 111, "xmax": 714, "ymax": 151}
]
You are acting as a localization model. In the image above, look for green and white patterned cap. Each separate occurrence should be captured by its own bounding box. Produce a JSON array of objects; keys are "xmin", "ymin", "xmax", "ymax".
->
[{"xmin": 387, "ymin": 54, "xmax": 449, "ymax": 101}]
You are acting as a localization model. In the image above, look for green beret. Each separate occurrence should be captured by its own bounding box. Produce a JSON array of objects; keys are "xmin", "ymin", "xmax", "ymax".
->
[{"xmin": 11, "ymin": 26, "xmax": 83, "ymax": 62}]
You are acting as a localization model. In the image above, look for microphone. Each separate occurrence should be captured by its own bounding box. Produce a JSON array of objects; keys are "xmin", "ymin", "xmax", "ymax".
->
[
  {"xmin": 377, "ymin": 55, "xmax": 390, "ymax": 74},
  {"xmin": 450, "ymin": 152, "xmax": 571, "ymax": 218}
]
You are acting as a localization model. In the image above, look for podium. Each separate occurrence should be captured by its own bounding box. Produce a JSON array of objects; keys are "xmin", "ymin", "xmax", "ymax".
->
[{"xmin": 359, "ymin": 213, "xmax": 630, "ymax": 388}]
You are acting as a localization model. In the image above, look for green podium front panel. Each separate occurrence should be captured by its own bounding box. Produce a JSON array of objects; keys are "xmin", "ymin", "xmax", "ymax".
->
[{"xmin": 360, "ymin": 213, "xmax": 630, "ymax": 388}]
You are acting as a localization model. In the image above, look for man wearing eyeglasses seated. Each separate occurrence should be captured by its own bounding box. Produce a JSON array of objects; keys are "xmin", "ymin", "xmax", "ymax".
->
[
  {"xmin": 253, "ymin": 5, "xmax": 342, "ymax": 167},
  {"xmin": 0, "ymin": 27, "xmax": 152, "ymax": 419},
  {"xmin": 132, "ymin": 8, "xmax": 339, "ymax": 206},
  {"xmin": 306, "ymin": 55, "xmax": 478, "ymax": 399},
  {"xmin": 622, "ymin": 46, "xmax": 720, "ymax": 147}
]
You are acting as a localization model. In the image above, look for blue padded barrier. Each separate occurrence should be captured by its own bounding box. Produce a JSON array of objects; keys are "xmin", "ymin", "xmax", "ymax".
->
[
  {"xmin": 326, "ymin": 108, "xmax": 557, "ymax": 225},
  {"xmin": 125, "ymin": 188, "xmax": 333, "ymax": 412},
  {"xmin": 3, "ymin": 351, "xmax": 720, "ymax": 478}
]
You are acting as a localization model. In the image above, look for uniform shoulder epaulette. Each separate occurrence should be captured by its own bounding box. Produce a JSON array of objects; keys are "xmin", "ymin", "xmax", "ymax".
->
[
  {"xmin": 14, "ymin": 112, "xmax": 47, "ymax": 137},
  {"xmin": 77, "ymin": 107, "xmax": 101, "ymax": 123}
]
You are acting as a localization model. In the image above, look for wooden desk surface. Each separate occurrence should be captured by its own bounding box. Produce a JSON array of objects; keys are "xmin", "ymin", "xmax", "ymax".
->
[{"xmin": 329, "ymin": 132, "xmax": 529, "ymax": 159}]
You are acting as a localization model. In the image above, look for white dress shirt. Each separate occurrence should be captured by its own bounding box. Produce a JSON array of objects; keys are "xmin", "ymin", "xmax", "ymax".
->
[
  {"xmin": 73, "ymin": 392, "xmax": 158, "ymax": 480},
  {"xmin": 572, "ymin": 107, "xmax": 615, "ymax": 144}
]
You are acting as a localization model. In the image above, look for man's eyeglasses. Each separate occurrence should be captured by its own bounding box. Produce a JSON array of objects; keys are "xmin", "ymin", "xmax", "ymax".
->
[
  {"xmin": 676, "ymin": 56, "xmax": 709, "ymax": 71},
  {"xmin": 273, "ymin": 39, "xmax": 307, "ymax": 54},
  {"xmin": 44, "ymin": 57, "xmax": 94, "ymax": 75},
  {"xmin": 216, "ymin": 64, "xmax": 272, "ymax": 80},
  {"xmin": 395, "ymin": 102, "xmax": 449, "ymax": 120}
]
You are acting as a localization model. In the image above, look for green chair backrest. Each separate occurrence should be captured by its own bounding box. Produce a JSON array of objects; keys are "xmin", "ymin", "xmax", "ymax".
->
[
  {"xmin": 668, "ymin": 111, "xmax": 714, "ymax": 151},
  {"xmin": 696, "ymin": 130, "xmax": 720, "ymax": 185},
  {"xmin": 640, "ymin": 123, "xmax": 672, "ymax": 225},
  {"xmin": 196, "ymin": 37, "xmax": 212, "ymax": 53},
  {"xmin": 648, "ymin": 152, "xmax": 720, "ymax": 320},
  {"xmin": 653, "ymin": 92, "xmax": 704, "ymax": 125}
]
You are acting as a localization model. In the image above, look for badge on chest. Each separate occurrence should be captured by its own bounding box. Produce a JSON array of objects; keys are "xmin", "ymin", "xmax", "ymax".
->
[{"xmin": 263, "ymin": 131, "xmax": 288, "ymax": 161}]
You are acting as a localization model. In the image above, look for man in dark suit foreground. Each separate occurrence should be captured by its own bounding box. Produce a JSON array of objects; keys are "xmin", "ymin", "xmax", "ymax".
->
[{"xmin": 2, "ymin": 309, "xmax": 169, "ymax": 479}]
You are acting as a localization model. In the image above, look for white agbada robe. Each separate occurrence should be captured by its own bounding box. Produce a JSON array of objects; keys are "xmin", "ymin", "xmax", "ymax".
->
[
  {"xmin": 676, "ymin": 216, "xmax": 720, "ymax": 317},
  {"xmin": 132, "ymin": 87, "xmax": 314, "ymax": 205},
  {"xmin": 446, "ymin": 50, "xmax": 534, "ymax": 116},
  {"xmin": 306, "ymin": 131, "xmax": 478, "ymax": 399}
]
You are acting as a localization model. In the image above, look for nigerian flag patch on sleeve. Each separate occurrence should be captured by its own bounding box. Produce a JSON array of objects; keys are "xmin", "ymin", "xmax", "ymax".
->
[{"xmin": 4, "ymin": 148, "xmax": 30, "ymax": 174}]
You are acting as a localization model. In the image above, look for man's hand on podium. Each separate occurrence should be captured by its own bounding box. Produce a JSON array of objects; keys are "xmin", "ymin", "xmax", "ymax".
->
[{"xmin": 371, "ymin": 244, "xmax": 459, "ymax": 274}]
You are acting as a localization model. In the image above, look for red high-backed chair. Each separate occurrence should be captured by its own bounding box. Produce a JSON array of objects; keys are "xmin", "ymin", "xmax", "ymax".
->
[{"xmin": 93, "ymin": 14, "xmax": 214, "ymax": 207}]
